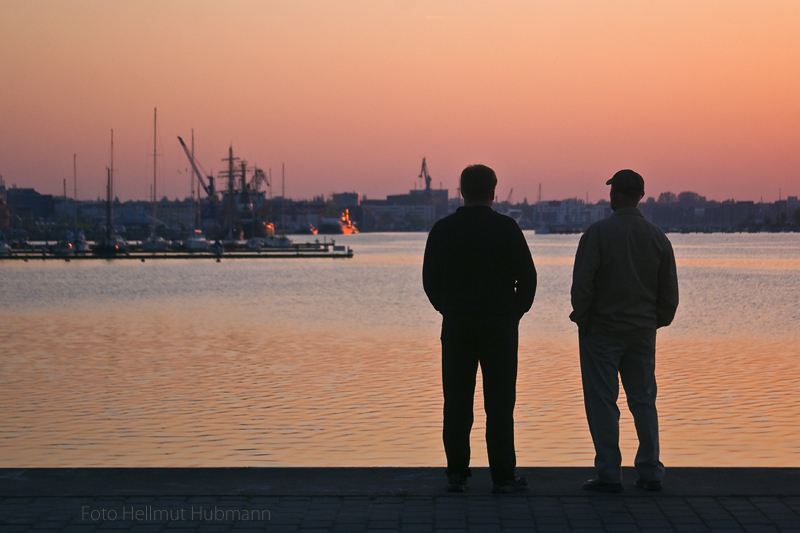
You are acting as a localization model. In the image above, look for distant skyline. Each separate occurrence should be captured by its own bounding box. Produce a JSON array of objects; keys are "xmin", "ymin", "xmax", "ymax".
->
[{"xmin": 2, "ymin": 1, "xmax": 799, "ymax": 204}]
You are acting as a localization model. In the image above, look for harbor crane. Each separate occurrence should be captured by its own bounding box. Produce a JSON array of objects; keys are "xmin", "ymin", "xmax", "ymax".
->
[
  {"xmin": 178, "ymin": 136, "xmax": 218, "ymax": 233},
  {"xmin": 250, "ymin": 168, "xmax": 269, "ymax": 193},
  {"xmin": 178, "ymin": 136, "xmax": 215, "ymax": 198},
  {"xmin": 419, "ymin": 157, "xmax": 432, "ymax": 195}
]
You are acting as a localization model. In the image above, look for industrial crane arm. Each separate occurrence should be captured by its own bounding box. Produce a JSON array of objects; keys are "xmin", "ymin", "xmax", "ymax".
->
[
  {"xmin": 419, "ymin": 157, "xmax": 432, "ymax": 192},
  {"xmin": 178, "ymin": 136, "xmax": 212, "ymax": 196}
]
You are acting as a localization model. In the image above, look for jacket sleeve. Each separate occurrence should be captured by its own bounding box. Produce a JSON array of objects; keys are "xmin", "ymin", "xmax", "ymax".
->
[
  {"xmin": 422, "ymin": 225, "xmax": 444, "ymax": 313},
  {"xmin": 570, "ymin": 229, "xmax": 600, "ymax": 332},
  {"xmin": 512, "ymin": 225, "xmax": 537, "ymax": 318},
  {"xmin": 656, "ymin": 239, "xmax": 679, "ymax": 328}
]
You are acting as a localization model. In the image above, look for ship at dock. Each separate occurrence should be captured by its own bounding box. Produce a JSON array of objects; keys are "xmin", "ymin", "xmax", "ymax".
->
[
  {"xmin": 318, "ymin": 209, "xmax": 358, "ymax": 235},
  {"xmin": 178, "ymin": 136, "xmax": 278, "ymax": 245}
]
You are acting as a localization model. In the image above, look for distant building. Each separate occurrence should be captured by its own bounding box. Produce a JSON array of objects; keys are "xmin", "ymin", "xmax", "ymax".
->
[
  {"xmin": 2, "ymin": 183, "xmax": 798, "ymax": 234},
  {"xmin": 357, "ymin": 187, "xmax": 449, "ymax": 232},
  {"xmin": 3, "ymin": 187, "xmax": 54, "ymax": 220},
  {"xmin": 531, "ymin": 199, "xmax": 607, "ymax": 232},
  {"xmin": 0, "ymin": 199, "xmax": 9, "ymax": 230},
  {"xmin": 332, "ymin": 192, "xmax": 360, "ymax": 208},
  {"xmin": 361, "ymin": 200, "xmax": 436, "ymax": 232}
]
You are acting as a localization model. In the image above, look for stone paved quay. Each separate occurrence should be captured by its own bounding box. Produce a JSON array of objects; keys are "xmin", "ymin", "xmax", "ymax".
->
[{"xmin": 1, "ymin": 468, "xmax": 798, "ymax": 532}]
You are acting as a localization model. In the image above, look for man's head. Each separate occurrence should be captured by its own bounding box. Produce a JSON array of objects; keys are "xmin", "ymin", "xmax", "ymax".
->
[
  {"xmin": 460, "ymin": 164, "xmax": 497, "ymax": 206},
  {"xmin": 607, "ymin": 169, "xmax": 644, "ymax": 210}
]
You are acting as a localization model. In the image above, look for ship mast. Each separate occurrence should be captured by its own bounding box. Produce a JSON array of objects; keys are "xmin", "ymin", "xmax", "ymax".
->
[
  {"xmin": 73, "ymin": 154, "xmax": 77, "ymax": 226},
  {"xmin": 221, "ymin": 145, "xmax": 239, "ymax": 238},
  {"xmin": 106, "ymin": 167, "xmax": 112, "ymax": 239},
  {"xmin": 109, "ymin": 130, "xmax": 114, "ymax": 235},
  {"xmin": 152, "ymin": 108, "xmax": 157, "ymax": 237}
]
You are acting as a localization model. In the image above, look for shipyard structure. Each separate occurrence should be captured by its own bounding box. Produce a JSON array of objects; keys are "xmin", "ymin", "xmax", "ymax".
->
[{"xmin": 2, "ymin": 170, "xmax": 799, "ymax": 240}]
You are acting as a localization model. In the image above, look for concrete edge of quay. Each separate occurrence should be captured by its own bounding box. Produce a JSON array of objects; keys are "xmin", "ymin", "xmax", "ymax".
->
[{"xmin": 1, "ymin": 467, "xmax": 798, "ymax": 498}]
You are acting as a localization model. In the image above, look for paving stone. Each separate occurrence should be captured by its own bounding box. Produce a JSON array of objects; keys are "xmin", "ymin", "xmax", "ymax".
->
[
  {"xmin": 741, "ymin": 526, "xmax": 779, "ymax": 533},
  {"xmin": 0, "ymin": 526, "xmax": 31, "ymax": 533},
  {"xmin": 673, "ymin": 525, "xmax": 711, "ymax": 532},
  {"xmin": 366, "ymin": 520, "xmax": 401, "ymax": 529},
  {"xmin": 128, "ymin": 525, "xmax": 166, "ymax": 533},
  {"xmin": 398, "ymin": 525, "xmax": 431, "ymax": 532},
  {"xmin": 465, "ymin": 524, "xmax": 501, "ymax": 533},
  {"xmin": 569, "ymin": 519, "xmax": 606, "ymax": 528},
  {"xmin": 333, "ymin": 526, "xmax": 366, "ymax": 533}
]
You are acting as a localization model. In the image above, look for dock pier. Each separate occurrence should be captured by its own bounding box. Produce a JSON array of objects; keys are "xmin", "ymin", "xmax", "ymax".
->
[{"xmin": 0, "ymin": 242, "xmax": 354, "ymax": 261}]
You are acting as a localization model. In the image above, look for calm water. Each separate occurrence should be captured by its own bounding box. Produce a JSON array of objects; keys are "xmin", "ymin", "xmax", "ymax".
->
[{"xmin": 1, "ymin": 232, "xmax": 799, "ymax": 467}]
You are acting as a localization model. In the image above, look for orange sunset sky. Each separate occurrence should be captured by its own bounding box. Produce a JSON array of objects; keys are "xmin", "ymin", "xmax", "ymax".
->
[{"xmin": 2, "ymin": 0, "xmax": 799, "ymax": 203}]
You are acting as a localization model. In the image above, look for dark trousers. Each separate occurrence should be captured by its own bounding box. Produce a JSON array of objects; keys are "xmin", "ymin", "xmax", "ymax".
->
[
  {"xmin": 441, "ymin": 313, "xmax": 519, "ymax": 483},
  {"xmin": 579, "ymin": 331, "xmax": 664, "ymax": 483}
]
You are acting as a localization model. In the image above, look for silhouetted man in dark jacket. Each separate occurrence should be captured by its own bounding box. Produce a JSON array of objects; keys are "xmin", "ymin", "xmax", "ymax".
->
[{"xmin": 423, "ymin": 164, "xmax": 537, "ymax": 494}]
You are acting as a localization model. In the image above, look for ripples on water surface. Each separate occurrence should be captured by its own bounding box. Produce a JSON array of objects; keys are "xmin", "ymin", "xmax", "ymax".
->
[{"xmin": 1, "ymin": 233, "xmax": 798, "ymax": 466}]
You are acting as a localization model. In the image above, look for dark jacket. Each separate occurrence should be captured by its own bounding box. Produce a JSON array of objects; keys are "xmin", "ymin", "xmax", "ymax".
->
[
  {"xmin": 423, "ymin": 206, "xmax": 537, "ymax": 318},
  {"xmin": 570, "ymin": 206, "xmax": 679, "ymax": 338}
]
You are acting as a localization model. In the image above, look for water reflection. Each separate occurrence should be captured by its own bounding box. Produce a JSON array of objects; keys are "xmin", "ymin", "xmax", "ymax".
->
[{"xmin": 0, "ymin": 232, "xmax": 798, "ymax": 466}]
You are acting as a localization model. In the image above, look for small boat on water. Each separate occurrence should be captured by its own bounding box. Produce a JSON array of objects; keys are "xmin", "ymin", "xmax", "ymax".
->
[
  {"xmin": 0, "ymin": 239, "xmax": 11, "ymax": 256},
  {"xmin": 53, "ymin": 239, "xmax": 74, "ymax": 257},
  {"xmin": 264, "ymin": 235, "xmax": 292, "ymax": 248},
  {"xmin": 318, "ymin": 209, "xmax": 358, "ymax": 235},
  {"xmin": 293, "ymin": 223, "xmax": 318, "ymax": 235},
  {"xmin": 183, "ymin": 230, "xmax": 208, "ymax": 252},
  {"xmin": 141, "ymin": 109, "xmax": 169, "ymax": 254},
  {"xmin": 141, "ymin": 235, "xmax": 169, "ymax": 252},
  {"xmin": 246, "ymin": 237, "xmax": 264, "ymax": 250},
  {"xmin": 93, "ymin": 160, "xmax": 128, "ymax": 257},
  {"xmin": 70, "ymin": 230, "xmax": 90, "ymax": 253},
  {"xmin": 93, "ymin": 234, "xmax": 129, "ymax": 256},
  {"xmin": 222, "ymin": 228, "xmax": 244, "ymax": 250}
]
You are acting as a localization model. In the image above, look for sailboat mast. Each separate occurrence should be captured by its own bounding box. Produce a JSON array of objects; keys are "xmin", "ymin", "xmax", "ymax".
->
[
  {"xmin": 110, "ymin": 129, "xmax": 114, "ymax": 203},
  {"xmin": 152, "ymin": 108, "xmax": 157, "ymax": 235},
  {"xmin": 106, "ymin": 167, "xmax": 112, "ymax": 238},
  {"xmin": 229, "ymin": 146, "xmax": 234, "ymax": 236},
  {"xmin": 73, "ymin": 154, "xmax": 77, "ymax": 226},
  {"xmin": 109, "ymin": 131, "xmax": 114, "ymax": 233},
  {"xmin": 190, "ymin": 129, "xmax": 195, "ymax": 202}
]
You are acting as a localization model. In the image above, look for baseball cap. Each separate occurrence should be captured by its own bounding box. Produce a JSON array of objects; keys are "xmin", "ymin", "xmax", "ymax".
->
[{"xmin": 606, "ymin": 169, "xmax": 644, "ymax": 195}]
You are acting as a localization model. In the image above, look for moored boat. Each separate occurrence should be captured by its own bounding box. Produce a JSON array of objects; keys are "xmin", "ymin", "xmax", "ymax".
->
[
  {"xmin": 141, "ymin": 235, "xmax": 169, "ymax": 252},
  {"xmin": 71, "ymin": 230, "xmax": 90, "ymax": 253},
  {"xmin": 53, "ymin": 240, "xmax": 74, "ymax": 257},
  {"xmin": 93, "ymin": 234, "xmax": 129, "ymax": 256},
  {"xmin": 264, "ymin": 235, "xmax": 292, "ymax": 248},
  {"xmin": 318, "ymin": 209, "xmax": 358, "ymax": 235},
  {"xmin": 183, "ymin": 230, "xmax": 209, "ymax": 252}
]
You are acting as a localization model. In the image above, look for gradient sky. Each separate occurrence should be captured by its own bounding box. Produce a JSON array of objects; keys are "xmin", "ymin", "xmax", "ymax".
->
[{"xmin": 2, "ymin": 0, "xmax": 799, "ymax": 203}]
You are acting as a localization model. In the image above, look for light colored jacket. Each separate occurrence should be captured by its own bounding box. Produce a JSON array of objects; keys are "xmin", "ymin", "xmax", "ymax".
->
[{"xmin": 570, "ymin": 207, "xmax": 679, "ymax": 338}]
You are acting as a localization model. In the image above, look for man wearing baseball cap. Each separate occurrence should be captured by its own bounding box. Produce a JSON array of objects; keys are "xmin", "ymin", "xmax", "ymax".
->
[{"xmin": 570, "ymin": 169, "xmax": 679, "ymax": 493}]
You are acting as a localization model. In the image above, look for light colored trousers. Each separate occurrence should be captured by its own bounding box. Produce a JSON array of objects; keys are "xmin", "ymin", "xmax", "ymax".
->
[{"xmin": 579, "ymin": 332, "xmax": 665, "ymax": 483}]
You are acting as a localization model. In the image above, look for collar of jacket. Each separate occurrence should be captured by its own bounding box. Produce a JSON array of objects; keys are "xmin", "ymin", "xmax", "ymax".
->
[
  {"xmin": 611, "ymin": 206, "xmax": 644, "ymax": 218},
  {"xmin": 456, "ymin": 205, "xmax": 494, "ymax": 213}
]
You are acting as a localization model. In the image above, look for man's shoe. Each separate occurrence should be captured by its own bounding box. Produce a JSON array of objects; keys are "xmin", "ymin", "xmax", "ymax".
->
[
  {"xmin": 582, "ymin": 478, "xmax": 624, "ymax": 493},
  {"xmin": 446, "ymin": 476, "xmax": 468, "ymax": 493},
  {"xmin": 634, "ymin": 478, "xmax": 663, "ymax": 491},
  {"xmin": 491, "ymin": 476, "xmax": 529, "ymax": 494}
]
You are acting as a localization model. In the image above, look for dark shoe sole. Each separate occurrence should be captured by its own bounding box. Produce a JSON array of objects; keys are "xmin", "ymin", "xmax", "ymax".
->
[
  {"xmin": 634, "ymin": 479, "xmax": 663, "ymax": 491},
  {"xmin": 492, "ymin": 476, "xmax": 529, "ymax": 494},
  {"xmin": 446, "ymin": 483, "xmax": 467, "ymax": 493}
]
